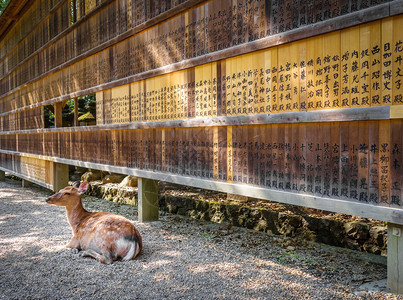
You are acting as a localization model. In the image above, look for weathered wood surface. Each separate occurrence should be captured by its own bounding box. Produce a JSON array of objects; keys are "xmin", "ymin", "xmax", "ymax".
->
[
  {"xmin": 1, "ymin": 120, "xmax": 402, "ymax": 212},
  {"xmin": 1, "ymin": 0, "xmax": 402, "ymax": 117},
  {"xmin": 0, "ymin": 106, "xmax": 391, "ymax": 134}
]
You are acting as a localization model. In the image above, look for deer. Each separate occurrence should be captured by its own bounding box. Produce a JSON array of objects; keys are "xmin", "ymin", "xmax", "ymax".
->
[{"xmin": 45, "ymin": 181, "xmax": 142, "ymax": 264}]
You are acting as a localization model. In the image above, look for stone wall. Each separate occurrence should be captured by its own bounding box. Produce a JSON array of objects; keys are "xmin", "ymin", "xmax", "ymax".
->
[{"xmin": 85, "ymin": 182, "xmax": 387, "ymax": 255}]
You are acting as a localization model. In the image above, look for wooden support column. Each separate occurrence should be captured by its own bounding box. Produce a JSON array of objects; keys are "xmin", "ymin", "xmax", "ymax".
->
[
  {"xmin": 138, "ymin": 178, "xmax": 159, "ymax": 222},
  {"xmin": 54, "ymin": 101, "xmax": 67, "ymax": 128},
  {"xmin": 22, "ymin": 179, "xmax": 32, "ymax": 188},
  {"xmin": 54, "ymin": 102, "xmax": 64, "ymax": 128},
  {"xmin": 0, "ymin": 170, "xmax": 5, "ymax": 181},
  {"xmin": 52, "ymin": 162, "xmax": 69, "ymax": 192},
  {"xmin": 388, "ymin": 223, "xmax": 403, "ymax": 294},
  {"xmin": 74, "ymin": 98, "xmax": 79, "ymax": 126}
]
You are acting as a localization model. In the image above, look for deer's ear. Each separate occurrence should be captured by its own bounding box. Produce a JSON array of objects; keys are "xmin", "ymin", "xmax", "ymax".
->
[
  {"xmin": 77, "ymin": 182, "xmax": 89, "ymax": 194},
  {"xmin": 72, "ymin": 181, "xmax": 81, "ymax": 188}
]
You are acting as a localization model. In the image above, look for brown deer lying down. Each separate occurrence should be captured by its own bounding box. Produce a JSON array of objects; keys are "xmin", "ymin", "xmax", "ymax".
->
[{"xmin": 46, "ymin": 181, "xmax": 142, "ymax": 264}]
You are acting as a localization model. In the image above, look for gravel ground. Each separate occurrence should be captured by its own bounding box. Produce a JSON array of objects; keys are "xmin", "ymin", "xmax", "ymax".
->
[{"xmin": 0, "ymin": 179, "xmax": 401, "ymax": 300}]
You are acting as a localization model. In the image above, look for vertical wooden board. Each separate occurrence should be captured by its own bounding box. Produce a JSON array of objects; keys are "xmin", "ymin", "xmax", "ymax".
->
[
  {"xmin": 390, "ymin": 120, "xmax": 402, "ymax": 207},
  {"xmin": 271, "ymin": 124, "xmax": 279, "ymax": 189},
  {"xmin": 284, "ymin": 124, "xmax": 292, "ymax": 191},
  {"xmin": 183, "ymin": 127, "xmax": 189, "ymax": 176},
  {"xmin": 246, "ymin": 130, "xmax": 253, "ymax": 186},
  {"xmin": 271, "ymin": 47, "xmax": 279, "ymax": 113},
  {"xmin": 237, "ymin": 126, "xmax": 244, "ymax": 184},
  {"xmin": 227, "ymin": 126, "xmax": 233, "ymax": 183},
  {"xmin": 313, "ymin": 122, "xmax": 324, "ymax": 197},
  {"xmin": 277, "ymin": 44, "xmax": 290, "ymax": 113},
  {"xmin": 196, "ymin": 127, "xmax": 203, "ymax": 178},
  {"xmin": 213, "ymin": 126, "xmax": 219, "ymax": 181},
  {"xmin": 194, "ymin": 65, "xmax": 202, "ymax": 118},
  {"xmin": 305, "ymin": 123, "xmax": 315, "ymax": 195},
  {"xmin": 290, "ymin": 124, "xmax": 299, "ymax": 192},
  {"xmin": 339, "ymin": 122, "xmax": 350, "ymax": 200},
  {"xmin": 381, "ymin": 17, "xmax": 393, "ymax": 106},
  {"xmin": 211, "ymin": 62, "xmax": 218, "ymax": 117},
  {"xmin": 190, "ymin": 127, "xmax": 196, "ymax": 177},
  {"xmin": 323, "ymin": 31, "xmax": 341, "ymax": 109},
  {"xmin": 278, "ymin": 124, "xmax": 286, "ymax": 191},
  {"xmin": 236, "ymin": 55, "xmax": 244, "ymax": 116},
  {"xmin": 130, "ymin": 81, "xmax": 140, "ymax": 122},
  {"xmin": 219, "ymin": 60, "xmax": 227, "ymax": 116},
  {"xmin": 340, "ymin": 26, "xmax": 359, "ymax": 108},
  {"xmin": 368, "ymin": 121, "xmax": 380, "ymax": 204},
  {"xmin": 205, "ymin": 63, "xmax": 212, "ymax": 118},
  {"xmin": 313, "ymin": 35, "xmax": 324, "ymax": 110},
  {"xmin": 358, "ymin": 23, "xmax": 371, "ymax": 107},
  {"xmin": 226, "ymin": 56, "xmax": 233, "ymax": 116},
  {"xmin": 188, "ymin": 68, "xmax": 195, "ymax": 119},
  {"xmin": 290, "ymin": 42, "xmax": 300, "ymax": 112},
  {"xmin": 177, "ymin": 128, "xmax": 183, "ymax": 175},
  {"xmin": 306, "ymin": 36, "xmax": 316, "ymax": 110},
  {"xmin": 379, "ymin": 120, "xmax": 391, "ymax": 206},
  {"xmin": 175, "ymin": 71, "xmax": 183, "ymax": 120},
  {"xmin": 218, "ymin": 126, "xmax": 227, "ymax": 182},
  {"xmin": 357, "ymin": 122, "xmax": 370, "ymax": 203},
  {"xmin": 348, "ymin": 122, "xmax": 359, "ymax": 202},
  {"xmin": 392, "ymin": 15, "xmax": 403, "ymax": 106},
  {"xmin": 240, "ymin": 53, "xmax": 249, "ymax": 116},
  {"xmin": 263, "ymin": 49, "xmax": 272, "ymax": 113},
  {"xmin": 255, "ymin": 50, "xmax": 265, "ymax": 115},
  {"xmin": 160, "ymin": 128, "xmax": 166, "ymax": 172},
  {"xmin": 209, "ymin": 127, "xmax": 215, "ymax": 179},
  {"xmin": 366, "ymin": 21, "xmax": 382, "ymax": 107}
]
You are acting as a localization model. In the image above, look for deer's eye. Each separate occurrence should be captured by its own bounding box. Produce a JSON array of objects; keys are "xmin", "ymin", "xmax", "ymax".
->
[{"xmin": 65, "ymin": 192, "xmax": 71, "ymax": 195}]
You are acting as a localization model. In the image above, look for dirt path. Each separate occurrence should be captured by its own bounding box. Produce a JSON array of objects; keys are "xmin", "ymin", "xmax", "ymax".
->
[{"xmin": 0, "ymin": 179, "xmax": 400, "ymax": 299}]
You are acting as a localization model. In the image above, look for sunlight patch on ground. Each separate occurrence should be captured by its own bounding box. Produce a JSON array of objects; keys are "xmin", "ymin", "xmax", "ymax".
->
[
  {"xmin": 161, "ymin": 250, "xmax": 182, "ymax": 258},
  {"xmin": 142, "ymin": 259, "xmax": 173, "ymax": 270},
  {"xmin": 187, "ymin": 262, "xmax": 241, "ymax": 278}
]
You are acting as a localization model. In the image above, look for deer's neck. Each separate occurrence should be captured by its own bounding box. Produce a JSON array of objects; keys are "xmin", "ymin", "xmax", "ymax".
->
[{"xmin": 65, "ymin": 200, "xmax": 90, "ymax": 232}]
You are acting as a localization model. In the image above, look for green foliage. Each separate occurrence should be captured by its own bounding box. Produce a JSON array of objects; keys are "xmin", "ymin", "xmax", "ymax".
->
[
  {"xmin": 44, "ymin": 95, "xmax": 96, "ymax": 128},
  {"xmin": 0, "ymin": 0, "xmax": 11, "ymax": 15},
  {"xmin": 44, "ymin": 105, "xmax": 54, "ymax": 128}
]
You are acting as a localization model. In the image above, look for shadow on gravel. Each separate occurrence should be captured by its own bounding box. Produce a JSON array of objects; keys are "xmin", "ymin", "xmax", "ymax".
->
[{"xmin": 0, "ymin": 179, "xmax": 392, "ymax": 299}]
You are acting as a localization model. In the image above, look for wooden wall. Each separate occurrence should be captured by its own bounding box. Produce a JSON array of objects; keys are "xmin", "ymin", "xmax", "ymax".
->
[{"xmin": 0, "ymin": 0, "xmax": 402, "ymax": 223}]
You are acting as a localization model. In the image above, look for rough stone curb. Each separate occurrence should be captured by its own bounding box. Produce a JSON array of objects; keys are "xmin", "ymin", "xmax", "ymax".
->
[{"xmin": 84, "ymin": 181, "xmax": 387, "ymax": 256}]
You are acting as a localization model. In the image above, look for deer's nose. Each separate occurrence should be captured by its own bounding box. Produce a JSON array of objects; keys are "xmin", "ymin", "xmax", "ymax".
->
[{"xmin": 45, "ymin": 197, "xmax": 51, "ymax": 203}]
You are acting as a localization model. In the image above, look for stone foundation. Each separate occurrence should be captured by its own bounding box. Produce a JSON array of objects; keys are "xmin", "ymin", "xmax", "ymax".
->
[{"xmin": 84, "ymin": 181, "xmax": 387, "ymax": 255}]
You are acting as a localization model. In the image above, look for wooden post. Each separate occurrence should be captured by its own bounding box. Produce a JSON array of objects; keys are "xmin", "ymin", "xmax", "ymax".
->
[
  {"xmin": 54, "ymin": 102, "xmax": 64, "ymax": 128},
  {"xmin": 22, "ymin": 179, "xmax": 33, "ymax": 188},
  {"xmin": 0, "ymin": 170, "xmax": 5, "ymax": 181},
  {"xmin": 74, "ymin": 98, "xmax": 79, "ymax": 126},
  {"xmin": 138, "ymin": 178, "xmax": 159, "ymax": 222},
  {"xmin": 388, "ymin": 223, "xmax": 403, "ymax": 294},
  {"xmin": 52, "ymin": 162, "xmax": 69, "ymax": 192}
]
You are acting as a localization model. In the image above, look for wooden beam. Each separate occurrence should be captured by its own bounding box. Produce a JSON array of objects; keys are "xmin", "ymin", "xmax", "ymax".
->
[{"xmin": 0, "ymin": 106, "xmax": 392, "ymax": 135}]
